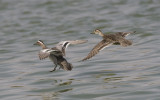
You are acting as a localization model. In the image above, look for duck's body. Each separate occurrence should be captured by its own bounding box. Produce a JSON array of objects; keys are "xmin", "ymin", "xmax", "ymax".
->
[
  {"xmin": 34, "ymin": 40, "xmax": 87, "ymax": 71},
  {"xmin": 82, "ymin": 29, "xmax": 135, "ymax": 61},
  {"xmin": 49, "ymin": 54, "xmax": 72, "ymax": 71},
  {"xmin": 102, "ymin": 32, "xmax": 133, "ymax": 46}
]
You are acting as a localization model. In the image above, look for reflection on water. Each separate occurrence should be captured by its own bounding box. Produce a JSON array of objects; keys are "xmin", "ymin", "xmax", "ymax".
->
[
  {"xmin": 0, "ymin": 0, "xmax": 160, "ymax": 100},
  {"xmin": 42, "ymin": 92, "xmax": 59, "ymax": 100},
  {"xmin": 58, "ymin": 81, "xmax": 72, "ymax": 86},
  {"xmin": 42, "ymin": 88, "xmax": 73, "ymax": 100},
  {"xmin": 103, "ymin": 77, "xmax": 124, "ymax": 83},
  {"xmin": 34, "ymin": 80, "xmax": 73, "ymax": 100}
]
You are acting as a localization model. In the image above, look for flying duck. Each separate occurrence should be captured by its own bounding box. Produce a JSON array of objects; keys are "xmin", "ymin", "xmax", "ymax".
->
[
  {"xmin": 34, "ymin": 40, "xmax": 87, "ymax": 71},
  {"xmin": 81, "ymin": 29, "xmax": 135, "ymax": 61}
]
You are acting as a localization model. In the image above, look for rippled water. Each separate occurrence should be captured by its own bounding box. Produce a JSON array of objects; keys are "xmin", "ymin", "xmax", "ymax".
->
[{"xmin": 0, "ymin": 0, "xmax": 160, "ymax": 100}]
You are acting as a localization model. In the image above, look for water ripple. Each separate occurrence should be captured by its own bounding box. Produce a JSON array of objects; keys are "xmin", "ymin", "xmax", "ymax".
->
[{"xmin": 0, "ymin": 0, "xmax": 160, "ymax": 100}]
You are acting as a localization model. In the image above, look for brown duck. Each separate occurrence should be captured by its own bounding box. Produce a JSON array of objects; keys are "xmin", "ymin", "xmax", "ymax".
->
[{"xmin": 82, "ymin": 29, "xmax": 135, "ymax": 61}]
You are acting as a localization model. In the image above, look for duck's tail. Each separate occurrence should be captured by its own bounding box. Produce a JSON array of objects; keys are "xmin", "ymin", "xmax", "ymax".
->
[
  {"xmin": 58, "ymin": 56, "xmax": 73, "ymax": 71},
  {"xmin": 120, "ymin": 39, "xmax": 132, "ymax": 47}
]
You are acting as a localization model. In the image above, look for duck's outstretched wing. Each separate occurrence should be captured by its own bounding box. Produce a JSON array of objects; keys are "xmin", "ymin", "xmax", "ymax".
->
[
  {"xmin": 81, "ymin": 40, "xmax": 112, "ymax": 61},
  {"xmin": 56, "ymin": 40, "xmax": 88, "ymax": 56},
  {"xmin": 116, "ymin": 31, "xmax": 136, "ymax": 37},
  {"xmin": 38, "ymin": 49, "xmax": 61, "ymax": 60}
]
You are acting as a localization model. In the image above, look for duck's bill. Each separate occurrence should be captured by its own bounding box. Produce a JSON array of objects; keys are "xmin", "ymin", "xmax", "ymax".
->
[{"xmin": 33, "ymin": 43, "xmax": 38, "ymax": 45}]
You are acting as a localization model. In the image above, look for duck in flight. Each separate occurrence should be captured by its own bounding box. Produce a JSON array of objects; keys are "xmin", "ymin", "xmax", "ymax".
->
[
  {"xmin": 34, "ymin": 40, "xmax": 87, "ymax": 72},
  {"xmin": 81, "ymin": 29, "xmax": 135, "ymax": 61}
]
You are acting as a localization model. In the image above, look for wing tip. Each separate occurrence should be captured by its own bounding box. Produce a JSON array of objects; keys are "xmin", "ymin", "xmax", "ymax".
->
[{"xmin": 81, "ymin": 56, "xmax": 91, "ymax": 61}]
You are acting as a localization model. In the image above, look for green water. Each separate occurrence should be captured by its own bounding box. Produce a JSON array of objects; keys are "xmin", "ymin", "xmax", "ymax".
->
[{"xmin": 0, "ymin": 0, "xmax": 160, "ymax": 100}]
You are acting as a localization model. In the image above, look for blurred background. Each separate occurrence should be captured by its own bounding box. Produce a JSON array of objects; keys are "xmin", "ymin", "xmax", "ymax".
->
[{"xmin": 0, "ymin": 0, "xmax": 160, "ymax": 100}]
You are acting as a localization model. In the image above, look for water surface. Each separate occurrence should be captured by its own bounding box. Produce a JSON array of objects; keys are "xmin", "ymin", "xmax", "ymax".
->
[{"xmin": 0, "ymin": 0, "xmax": 160, "ymax": 100}]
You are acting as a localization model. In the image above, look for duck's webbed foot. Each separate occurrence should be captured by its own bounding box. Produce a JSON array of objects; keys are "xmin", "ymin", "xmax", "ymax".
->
[
  {"xmin": 50, "ymin": 65, "xmax": 57, "ymax": 72},
  {"xmin": 50, "ymin": 69, "xmax": 56, "ymax": 72}
]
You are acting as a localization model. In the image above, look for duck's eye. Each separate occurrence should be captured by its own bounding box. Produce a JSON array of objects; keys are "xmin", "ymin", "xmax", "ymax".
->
[{"xmin": 95, "ymin": 30, "xmax": 98, "ymax": 32}]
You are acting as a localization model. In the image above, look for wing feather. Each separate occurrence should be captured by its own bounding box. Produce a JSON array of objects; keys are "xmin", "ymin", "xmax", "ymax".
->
[
  {"xmin": 39, "ymin": 50, "xmax": 50, "ymax": 60},
  {"xmin": 38, "ymin": 49, "xmax": 61, "ymax": 60},
  {"xmin": 56, "ymin": 40, "xmax": 88, "ymax": 56},
  {"xmin": 116, "ymin": 31, "xmax": 136, "ymax": 37},
  {"xmin": 82, "ymin": 40, "xmax": 112, "ymax": 61}
]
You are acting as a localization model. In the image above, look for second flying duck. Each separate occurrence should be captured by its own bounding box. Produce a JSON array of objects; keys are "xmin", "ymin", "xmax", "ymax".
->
[{"xmin": 82, "ymin": 29, "xmax": 135, "ymax": 61}]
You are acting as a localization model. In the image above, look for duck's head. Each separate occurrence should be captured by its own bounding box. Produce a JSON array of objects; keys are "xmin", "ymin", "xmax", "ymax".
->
[
  {"xmin": 91, "ymin": 29, "xmax": 104, "ymax": 36},
  {"xmin": 34, "ymin": 40, "xmax": 47, "ymax": 49},
  {"xmin": 34, "ymin": 40, "xmax": 44, "ymax": 46},
  {"xmin": 91, "ymin": 29, "xmax": 102, "ymax": 34}
]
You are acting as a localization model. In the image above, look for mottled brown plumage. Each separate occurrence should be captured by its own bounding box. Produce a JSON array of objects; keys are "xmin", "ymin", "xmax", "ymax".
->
[{"xmin": 82, "ymin": 29, "xmax": 135, "ymax": 61}]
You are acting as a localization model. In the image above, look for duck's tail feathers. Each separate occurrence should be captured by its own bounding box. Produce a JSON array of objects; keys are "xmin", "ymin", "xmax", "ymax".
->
[
  {"xmin": 60, "ymin": 59, "xmax": 73, "ymax": 71},
  {"xmin": 120, "ymin": 39, "xmax": 132, "ymax": 47}
]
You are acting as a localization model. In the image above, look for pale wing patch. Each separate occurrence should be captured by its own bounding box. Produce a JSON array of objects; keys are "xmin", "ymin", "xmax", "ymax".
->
[
  {"xmin": 38, "ymin": 49, "xmax": 60, "ymax": 60},
  {"xmin": 56, "ymin": 40, "xmax": 88, "ymax": 56},
  {"xmin": 68, "ymin": 40, "xmax": 88, "ymax": 45},
  {"xmin": 56, "ymin": 40, "xmax": 87, "ymax": 50}
]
